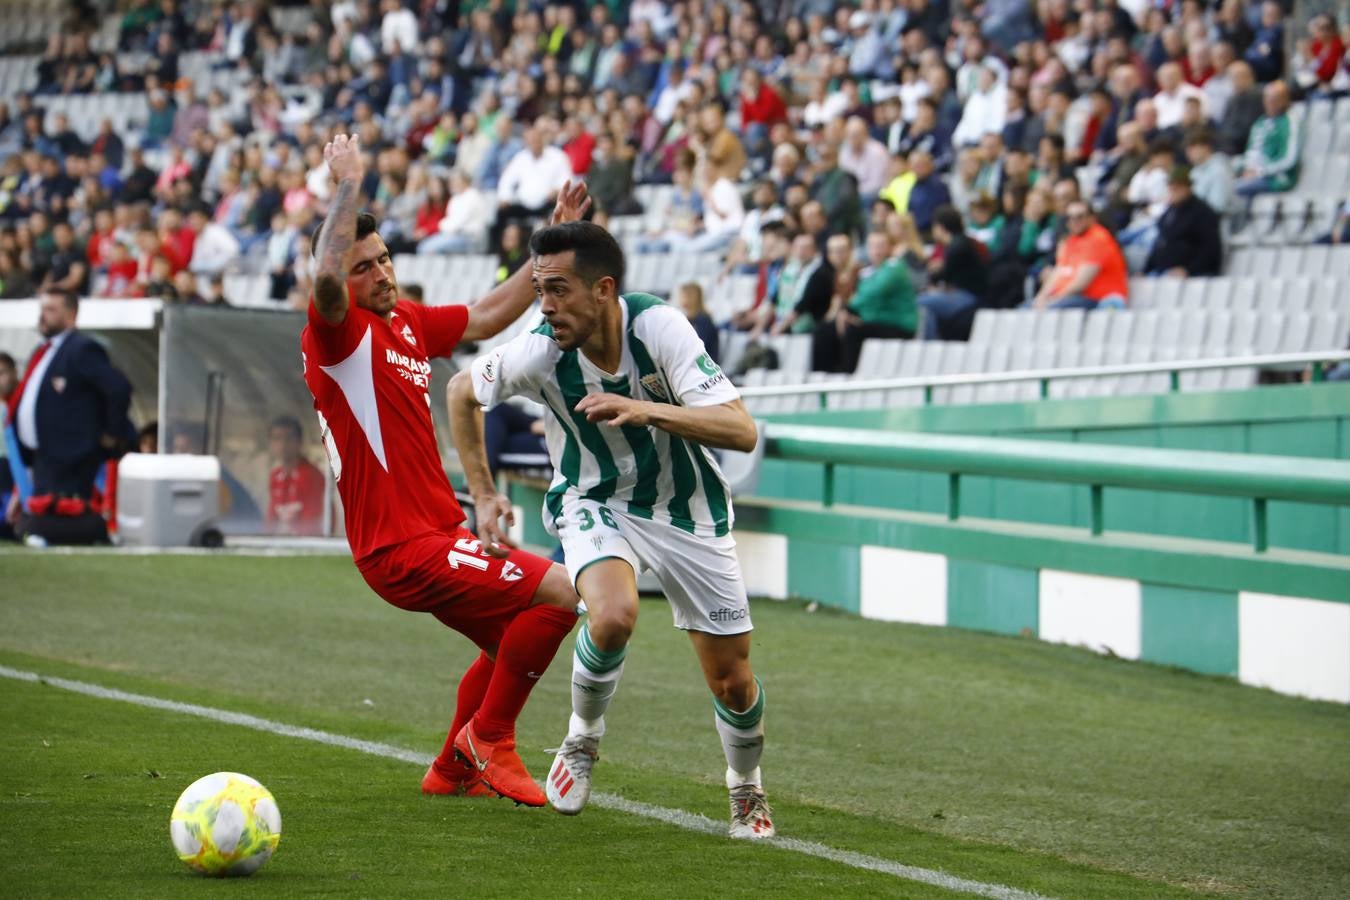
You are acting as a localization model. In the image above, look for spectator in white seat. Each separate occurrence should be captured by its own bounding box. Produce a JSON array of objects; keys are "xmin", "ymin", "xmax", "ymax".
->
[
  {"xmin": 1235, "ymin": 80, "xmax": 1300, "ymax": 198},
  {"xmin": 379, "ymin": 0, "xmax": 419, "ymax": 55},
  {"xmin": 839, "ymin": 116, "xmax": 891, "ymax": 200},
  {"xmin": 1152, "ymin": 62, "xmax": 1207, "ymax": 130},
  {"xmin": 419, "ymin": 170, "xmax": 492, "ymax": 255},
  {"xmin": 952, "ymin": 65, "xmax": 1008, "ymax": 149},
  {"xmin": 1183, "ymin": 128, "xmax": 1234, "ymax": 215},
  {"xmin": 186, "ymin": 207, "xmax": 240, "ymax": 275}
]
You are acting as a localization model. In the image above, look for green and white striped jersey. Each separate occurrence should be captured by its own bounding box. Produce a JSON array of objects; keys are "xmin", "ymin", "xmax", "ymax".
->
[{"xmin": 470, "ymin": 292, "xmax": 740, "ymax": 538}]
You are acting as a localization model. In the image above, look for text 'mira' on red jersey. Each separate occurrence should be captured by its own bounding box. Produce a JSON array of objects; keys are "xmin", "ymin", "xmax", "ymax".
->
[{"xmin": 301, "ymin": 298, "xmax": 469, "ymax": 562}]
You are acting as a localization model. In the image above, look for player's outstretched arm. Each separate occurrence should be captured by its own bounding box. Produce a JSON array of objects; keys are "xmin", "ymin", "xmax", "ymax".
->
[
  {"xmin": 446, "ymin": 370, "xmax": 515, "ymax": 558},
  {"xmin": 461, "ymin": 180, "xmax": 592, "ymax": 342},
  {"xmin": 312, "ymin": 133, "xmax": 365, "ymax": 326},
  {"xmin": 575, "ymin": 395, "xmax": 758, "ymax": 453}
]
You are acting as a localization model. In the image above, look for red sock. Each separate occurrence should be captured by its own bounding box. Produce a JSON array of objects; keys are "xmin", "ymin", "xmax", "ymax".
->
[
  {"xmin": 473, "ymin": 604, "xmax": 577, "ymax": 742},
  {"xmin": 434, "ymin": 651, "xmax": 494, "ymax": 776}
]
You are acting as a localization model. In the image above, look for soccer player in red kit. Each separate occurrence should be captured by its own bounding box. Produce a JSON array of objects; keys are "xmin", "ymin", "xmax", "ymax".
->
[{"xmin": 302, "ymin": 133, "xmax": 588, "ymax": 806}]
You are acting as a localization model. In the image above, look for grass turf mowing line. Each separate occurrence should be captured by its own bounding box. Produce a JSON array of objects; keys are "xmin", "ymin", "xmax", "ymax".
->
[
  {"xmin": 1, "ymin": 674, "xmax": 970, "ymax": 900},
  {"xmin": 0, "ymin": 664, "xmax": 1047, "ymax": 900},
  {"xmin": 5, "ymin": 553, "xmax": 1348, "ymax": 896}
]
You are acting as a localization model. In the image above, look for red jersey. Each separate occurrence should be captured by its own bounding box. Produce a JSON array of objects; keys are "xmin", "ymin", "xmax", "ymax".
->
[
  {"xmin": 267, "ymin": 458, "xmax": 327, "ymax": 536},
  {"xmin": 301, "ymin": 299, "xmax": 469, "ymax": 562}
]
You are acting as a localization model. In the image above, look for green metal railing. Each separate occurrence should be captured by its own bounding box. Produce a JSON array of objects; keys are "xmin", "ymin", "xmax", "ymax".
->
[
  {"xmin": 739, "ymin": 350, "xmax": 1350, "ymax": 409},
  {"xmin": 762, "ymin": 425, "xmax": 1350, "ymax": 553}
]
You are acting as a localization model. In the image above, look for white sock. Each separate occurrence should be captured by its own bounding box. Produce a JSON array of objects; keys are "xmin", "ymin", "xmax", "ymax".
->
[
  {"xmin": 570, "ymin": 624, "xmax": 626, "ymax": 736},
  {"xmin": 713, "ymin": 677, "xmax": 765, "ymax": 787}
]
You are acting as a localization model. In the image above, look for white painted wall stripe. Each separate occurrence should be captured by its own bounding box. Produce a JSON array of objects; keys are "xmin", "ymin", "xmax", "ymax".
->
[
  {"xmin": 860, "ymin": 546, "xmax": 948, "ymax": 625},
  {"xmin": 734, "ymin": 531, "xmax": 788, "ymax": 601},
  {"xmin": 0, "ymin": 665, "xmax": 1048, "ymax": 900},
  {"xmin": 1238, "ymin": 593, "xmax": 1350, "ymax": 704},
  {"xmin": 1038, "ymin": 570, "xmax": 1141, "ymax": 660}
]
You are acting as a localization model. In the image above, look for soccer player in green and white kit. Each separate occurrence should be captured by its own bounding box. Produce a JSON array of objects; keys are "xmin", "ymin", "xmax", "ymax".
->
[{"xmin": 446, "ymin": 221, "xmax": 773, "ymax": 839}]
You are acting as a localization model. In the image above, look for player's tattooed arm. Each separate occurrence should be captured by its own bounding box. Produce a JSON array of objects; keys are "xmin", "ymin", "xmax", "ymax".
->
[
  {"xmin": 312, "ymin": 133, "xmax": 364, "ymax": 326},
  {"xmin": 462, "ymin": 180, "xmax": 591, "ymax": 342},
  {"xmin": 446, "ymin": 370, "xmax": 516, "ymax": 558}
]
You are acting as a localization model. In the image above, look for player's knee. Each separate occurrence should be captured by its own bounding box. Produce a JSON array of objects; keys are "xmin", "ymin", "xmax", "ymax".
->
[
  {"xmin": 587, "ymin": 603, "xmax": 637, "ymax": 649},
  {"xmin": 710, "ymin": 671, "xmax": 756, "ymax": 711},
  {"xmin": 532, "ymin": 563, "xmax": 581, "ymax": 611}
]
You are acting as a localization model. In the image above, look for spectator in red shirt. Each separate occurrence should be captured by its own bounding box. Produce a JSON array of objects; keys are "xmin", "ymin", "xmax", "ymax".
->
[
  {"xmin": 739, "ymin": 68, "xmax": 787, "ymax": 129},
  {"xmin": 85, "ymin": 208, "xmax": 118, "ymax": 273},
  {"xmin": 156, "ymin": 209, "xmax": 195, "ymax": 273},
  {"xmin": 561, "ymin": 117, "xmax": 596, "ymax": 175},
  {"xmin": 1298, "ymin": 14, "xmax": 1345, "ymax": 90},
  {"xmin": 265, "ymin": 415, "xmax": 326, "ymax": 537}
]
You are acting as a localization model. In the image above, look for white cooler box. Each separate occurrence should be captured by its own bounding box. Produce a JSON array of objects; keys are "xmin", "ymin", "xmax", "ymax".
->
[{"xmin": 117, "ymin": 453, "xmax": 223, "ymax": 547}]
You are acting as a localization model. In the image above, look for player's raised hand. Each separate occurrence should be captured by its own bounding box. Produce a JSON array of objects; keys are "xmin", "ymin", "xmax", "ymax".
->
[
  {"xmin": 324, "ymin": 133, "xmax": 364, "ymax": 184},
  {"xmin": 550, "ymin": 179, "xmax": 592, "ymax": 225},
  {"xmin": 575, "ymin": 393, "xmax": 651, "ymax": 428},
  {"xmin": 473, "ymin": 492, "xmax": 517, "ymax": 558}
]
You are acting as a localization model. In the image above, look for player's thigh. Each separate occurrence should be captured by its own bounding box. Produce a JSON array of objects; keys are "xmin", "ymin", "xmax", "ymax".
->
[
  {"xmin": 556, "ymin": 498, "xmax": 643, "ymax": 624},
  {"xmin": 625, "ymin": 521, "xmax": 753, "ymax": 636},
  {"xmin": 361, "ymin": 529, "xmax": 549, "ymax": 651}
]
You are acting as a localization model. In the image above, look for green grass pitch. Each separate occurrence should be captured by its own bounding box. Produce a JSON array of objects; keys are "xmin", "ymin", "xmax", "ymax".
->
[{"xmin": 2, "ymin": 552, "xmax": 1347, "ymax": 898}]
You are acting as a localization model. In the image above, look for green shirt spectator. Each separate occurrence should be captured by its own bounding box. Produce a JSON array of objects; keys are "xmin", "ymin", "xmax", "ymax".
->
[{"xmin": 848, "ymin": 255, "xmax": 917, "ymax": 333}]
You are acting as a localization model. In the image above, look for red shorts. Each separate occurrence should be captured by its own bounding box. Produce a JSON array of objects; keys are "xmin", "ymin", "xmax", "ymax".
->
[{"xmin": 358, "ymin": 527, "xmax": 552, "ymax": 650}]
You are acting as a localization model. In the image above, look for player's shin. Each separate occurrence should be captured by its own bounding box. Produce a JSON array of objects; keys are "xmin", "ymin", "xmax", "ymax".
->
[
  {"xmin": 472, "ymin": 604, "xmax": 578, "ymax": 742},
  {"xmin": 433, "ymin": 651, "xmax": 495, "ymax": 777},
  {"xmin": 570, "ymin": 622, "xmax": 626, "ymax": 736},
  {"xmin": 714, "ymin": 676, "xmax": 765, "ymax": 788}
]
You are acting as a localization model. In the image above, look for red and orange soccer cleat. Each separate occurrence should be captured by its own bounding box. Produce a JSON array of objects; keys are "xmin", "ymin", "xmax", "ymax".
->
[
  {"xmin": 452, "ymin": 721, "xmax": 547, "ymax": 807},
  {"xmin": 421, "ymin": 761, "xmax": 500, "ymax": 798}
]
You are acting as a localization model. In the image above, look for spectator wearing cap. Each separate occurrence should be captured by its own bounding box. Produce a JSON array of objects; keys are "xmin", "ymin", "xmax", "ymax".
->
[
  {"xmin": 917, "ymin": 205, "xmax": 989, "ymax": 341},
  {"xmin": 846, "ymin": 10, "xmax": 886, "ymax": 79},
  {"xmin": 1028, "ymin": 201, "xmax": 1129, "ymax": 311},
  {"xmin": 1183, "ymin": 128, "xmax": 1235, "ymax": 215},
  {"xmin": 1235, "ymin": 80, "xmax": 1299, "ymax": 198},
  {"xmin": 1144, "ymin": 166, "xmax": 1223, "ymax": 278}
]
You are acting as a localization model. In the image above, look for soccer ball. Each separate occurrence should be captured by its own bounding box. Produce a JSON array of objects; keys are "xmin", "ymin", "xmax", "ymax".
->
[{"xmin": 169, "ymin": 772, "xmax": 281, "ymax": 876}]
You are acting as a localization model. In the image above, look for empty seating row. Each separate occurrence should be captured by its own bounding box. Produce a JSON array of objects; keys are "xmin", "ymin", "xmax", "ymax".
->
[
  {"xmin": 393, "ymin": 253, "xmax": 498, "ymax": 306},
  {"xmin": 625, "ymin": 251, "xmax": 723, "ymax": 295},
  {"xmin": 969, "ymin": 308, "xmax": 1347, "ymax": 356},
  {"xmin": 1226, "ymin": 245, "xmax": 1350, "ymax": 277},
  {"xmin": 1128, "ymin": 275, "xmax": 1344, "ymax": 314},
  {"xmin": 1230, "ymin": 191, "xmax": 1350, "ymax": 247},
  {"xmin": 740, "ymin": 342, "xmax": 1263, "ymax": 416}
]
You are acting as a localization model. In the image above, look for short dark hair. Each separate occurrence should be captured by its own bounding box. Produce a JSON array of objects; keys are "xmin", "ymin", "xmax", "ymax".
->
[
  {"xmin": 311, "ymin": 210, "xmax": 379, "ymax": 259},
  {"xmin": 528, "ymin": 222, "xmax": 625, "ymax": 291},
  {"xmin": 0, "ymin": 350, "xmax": 14, "ymax": 371},
  {"xmin": 932, "ymin": 204, "xmax": 965, "ymax": 236},
  {"xmin": 760, "ymin": 220, "xmax": 789, "ymax": 239},
  {"xmin": 1184, "ymin": 127, "xmax": 1216, "ymax": 149},
  {"xmin": 44, "ymin": 288, "xmax": 79, "ymax": 313},
  {"xmin": 402, "ymin": 282, "xmax": 424, "ymax": 301},
  {"xmin": 269, "ymin": 415, "xmax": 303, "ymax": 440},
  {"xmin": 1147, "ymin": 138, "xmax": 1177, "ymax": 158}
]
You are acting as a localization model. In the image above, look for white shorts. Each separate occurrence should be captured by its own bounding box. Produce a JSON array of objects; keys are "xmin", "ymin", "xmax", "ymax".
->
[{"xmin": 553, "ymin": 497, "xmax": 753, "ymax": 636}]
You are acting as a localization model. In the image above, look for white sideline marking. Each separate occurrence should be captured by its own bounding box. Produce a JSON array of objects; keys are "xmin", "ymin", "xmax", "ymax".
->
[{"xmin": 0, "ymin": 665, "xmax": 1048, "ymax": 900}]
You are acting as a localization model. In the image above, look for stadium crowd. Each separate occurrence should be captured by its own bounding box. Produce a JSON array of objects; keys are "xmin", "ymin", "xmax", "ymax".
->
[{"xmin": 0, "ymin": 0, "xmax": 1347, "ymax": 368}]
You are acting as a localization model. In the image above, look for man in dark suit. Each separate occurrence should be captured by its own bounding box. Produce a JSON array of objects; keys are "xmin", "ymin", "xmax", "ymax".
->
[{"xmin": 7, "ymin": 290, "xmax": 135, "ymax": 522}]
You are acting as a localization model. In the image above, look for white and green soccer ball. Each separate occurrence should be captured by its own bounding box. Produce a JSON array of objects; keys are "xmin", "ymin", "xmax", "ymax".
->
[{"xmin": 169, "ymin": 772, "xmax": 281, "ymax": 876}]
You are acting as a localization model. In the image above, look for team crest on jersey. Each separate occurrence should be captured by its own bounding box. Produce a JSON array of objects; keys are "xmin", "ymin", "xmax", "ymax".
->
[
  {"xmin": 400, "ymin": 323, "xmax": 417, "ymax": 346},
  {"xmin": 640, "ymin": 373, "xmax": 669, "ymax": 401},
  {"xmin": 499, "ymin": 561, "xmax": 523, "ymax": 582}
]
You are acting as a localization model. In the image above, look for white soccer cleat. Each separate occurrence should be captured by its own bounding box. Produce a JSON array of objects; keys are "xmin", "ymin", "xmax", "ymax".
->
[
  {"xmin": 545, "ymin": 733, "xmax": 599, "ymax": 815},
  {"xmin": 728, "ymin": 783, "xmax": 775, "ymax": 839}
]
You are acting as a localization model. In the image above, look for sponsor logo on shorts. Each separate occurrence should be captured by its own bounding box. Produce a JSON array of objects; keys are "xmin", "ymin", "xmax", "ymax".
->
[
  {"xmin": 591, "ymin": 536, "xmax": 604, "ymax": 551},
  {"xmin": 708, "ymin": 608, "xmax": 748, "ymax": 623},
  {"xmin": 499, "ymin": 561, "xmax": 523, "ymax": 582},
  {"xmin": 481, "ymin": 354, "xmax": 497, "ymax": 383}
]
